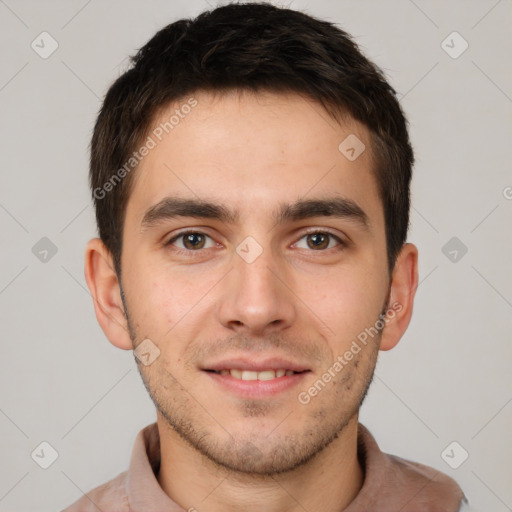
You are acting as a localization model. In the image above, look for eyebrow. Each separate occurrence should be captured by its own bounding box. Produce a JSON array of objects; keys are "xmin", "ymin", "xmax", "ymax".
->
[{"xmin": 141, "ymin": 195, "xmax": 370, "ymax": 230}]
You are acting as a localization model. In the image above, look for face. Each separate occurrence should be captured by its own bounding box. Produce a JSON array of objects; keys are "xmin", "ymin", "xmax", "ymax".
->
[{"xmin": 119, "ymin": 90, "xmax": 391, "ymax": 475}]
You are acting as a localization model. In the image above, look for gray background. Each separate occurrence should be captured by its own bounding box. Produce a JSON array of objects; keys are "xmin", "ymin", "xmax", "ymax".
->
[{"xmin": 0, "ymin": 0, "xmax": 510, "ymax": 510}]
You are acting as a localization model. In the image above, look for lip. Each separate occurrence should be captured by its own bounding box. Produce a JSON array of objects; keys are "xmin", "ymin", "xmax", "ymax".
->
[
  {"xmin": 201, "ymin": 356, "xmax": 310, "ymax": 373},
  {"xmin": 203, "ymin": 369, "xmax": 311, "ymax": 399}
]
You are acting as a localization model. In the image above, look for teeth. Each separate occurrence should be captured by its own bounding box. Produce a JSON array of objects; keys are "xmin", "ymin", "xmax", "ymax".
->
[
  {"xmin": 257, "ymin": 370, "xmax": 276, "ymax": 381},
  {"xmin": 218, "ymin": 369, "xmax": 297, "ymax": 380}
]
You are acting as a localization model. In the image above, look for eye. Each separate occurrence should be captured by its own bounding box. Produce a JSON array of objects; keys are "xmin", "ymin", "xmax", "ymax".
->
[
  {"xmin": 294, "ymin": 231, "xmax": 344, "ymax": 251},
  {"xmin": 166, "ymin": 231, "xmax": 216, "ymax": 251}
]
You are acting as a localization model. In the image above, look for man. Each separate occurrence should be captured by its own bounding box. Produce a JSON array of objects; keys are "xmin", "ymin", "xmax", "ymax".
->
[{"xmin": 63, "ymin": 2, "xmax": 468, "ymax": 510}]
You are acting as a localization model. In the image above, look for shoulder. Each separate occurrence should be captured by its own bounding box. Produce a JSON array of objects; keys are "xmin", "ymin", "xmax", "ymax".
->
[
  {"xmin": 355, "ymin": 424, "xmax": 466, "ymax": 511},
  {"xmin": 388, "ymin": 453, "xmax": 465, "ymax": 508},
  {"xmin": 60, "ymin": 471, "xmax": 129, "ymax": 512}
]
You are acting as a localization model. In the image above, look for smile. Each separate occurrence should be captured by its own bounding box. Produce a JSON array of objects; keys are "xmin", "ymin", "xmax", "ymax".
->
[
  {"xmin": 203, "ymin": 368, "xmax": 311, "ymax": 399},
  {"xmin": 210, "ymin": 369, "xmax": 302, "ymax": 380}
]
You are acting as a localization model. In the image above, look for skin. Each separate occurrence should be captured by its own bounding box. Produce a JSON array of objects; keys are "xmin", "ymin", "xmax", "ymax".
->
[{"xmin": 85, "ymin": 89, "xmax": 418, "ymax": 512}]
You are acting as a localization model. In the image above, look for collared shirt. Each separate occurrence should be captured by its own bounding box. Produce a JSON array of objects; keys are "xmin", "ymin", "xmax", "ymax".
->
[{"xmin": 61, "ymin": 422, "xmax": 468, "ymax": 511}]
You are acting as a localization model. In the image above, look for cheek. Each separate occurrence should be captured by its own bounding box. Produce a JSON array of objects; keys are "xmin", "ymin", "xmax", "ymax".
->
[
  {"xmin": 127, "ymin": 271, "xmax": 192, "ymax": 371},
  {"xmin": 126, "ymin": 263, "xmax": 217, "ymax": 351},
  {"xmin": 301, "ymin": 266, "xmax": 386, "ymax": 347},
  {"xmin": 124, "ymin": 261, "xmax": 181, "ymax": 334}
]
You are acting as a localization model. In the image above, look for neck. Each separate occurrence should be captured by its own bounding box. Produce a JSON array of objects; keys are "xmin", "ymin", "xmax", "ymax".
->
[{"xmin": 156, "ymin": 413, "xmax": 363, "ymax": 512}]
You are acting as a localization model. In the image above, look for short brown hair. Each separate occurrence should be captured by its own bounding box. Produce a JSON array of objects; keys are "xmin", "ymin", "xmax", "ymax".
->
[{"xmin": 89, "ymin": 2, "xmax": 414, "ymax": 277}]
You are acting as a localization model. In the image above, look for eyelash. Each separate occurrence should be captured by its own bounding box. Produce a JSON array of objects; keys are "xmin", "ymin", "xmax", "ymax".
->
[{"xmin": 165, "ymin": 229, "xmax": 347, "ymax": 256}]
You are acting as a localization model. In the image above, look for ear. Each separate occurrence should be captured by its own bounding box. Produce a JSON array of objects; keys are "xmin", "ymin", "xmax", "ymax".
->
[
  {"xmin": 84, "ymin": 238, "xmax": 133, "ymax": 350},
  {"xmin": 379, "ymin": 243, "xmax": 419, "ymax": 351}
]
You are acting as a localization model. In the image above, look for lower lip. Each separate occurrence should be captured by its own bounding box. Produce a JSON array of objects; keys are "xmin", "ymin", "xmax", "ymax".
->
[{"xmin": 203, "ymin": 370, "xmax": 310, "ymax": 399}]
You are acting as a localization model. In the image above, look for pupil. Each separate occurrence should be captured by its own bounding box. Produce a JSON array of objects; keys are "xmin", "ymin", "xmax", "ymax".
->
[
  {"xmin": 309, "ymin": 233, "xmax": 327, "ymax": 249},
  {"xmin": 186, "ymin": 233, "xmax": 203, "ymax": 249}
]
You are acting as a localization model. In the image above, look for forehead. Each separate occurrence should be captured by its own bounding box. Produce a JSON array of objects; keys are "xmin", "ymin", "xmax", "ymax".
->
[{"xmin": 125, "ymin": 89, "xmax": 382, "ymax": 229}]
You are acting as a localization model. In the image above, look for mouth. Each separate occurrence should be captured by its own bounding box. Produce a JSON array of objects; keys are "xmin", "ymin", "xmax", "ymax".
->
[
  {"xmin": 201, "ymin": 357, "xmax": 312, "ymax": 398},
  {"xmin": 203, "ymin": 368, "xmax": 308, "ymax": 381}
]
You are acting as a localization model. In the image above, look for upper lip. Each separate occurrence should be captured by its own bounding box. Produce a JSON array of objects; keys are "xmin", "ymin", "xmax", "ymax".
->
[{"xmin": 202, "ymin": 356, "xmax": 310, "ymax": 373}]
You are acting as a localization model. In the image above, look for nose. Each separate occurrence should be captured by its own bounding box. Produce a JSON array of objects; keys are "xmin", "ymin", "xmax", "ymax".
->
[{"xmin": 216, "ymin": 244, "xmax": 297, "ymax": 336}]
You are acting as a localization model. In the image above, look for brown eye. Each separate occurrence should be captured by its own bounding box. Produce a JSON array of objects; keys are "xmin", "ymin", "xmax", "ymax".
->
[
  {"xmin": 294, "ymin": 231, "xmax": 343, "ymax": 251},
  {"xmin": 182, "ymin": 233, "xmax": 206, "ymax": 249},
  {"xmin": 307, "ymin": 233, "xmax": 329, "ymax": 250},
  {"xmin": 167, "ymin": 231, "xmax": 214, "ymax": 251}
]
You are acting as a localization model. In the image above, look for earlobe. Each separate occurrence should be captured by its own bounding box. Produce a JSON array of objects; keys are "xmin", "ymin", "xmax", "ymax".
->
[
  {"xmin": 379, "ymin": 243, "xmax": 419, "ymax": 351},
  {"xmin": 84, "ymin": 238, "xmax": 133, "ymax": 351}
]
